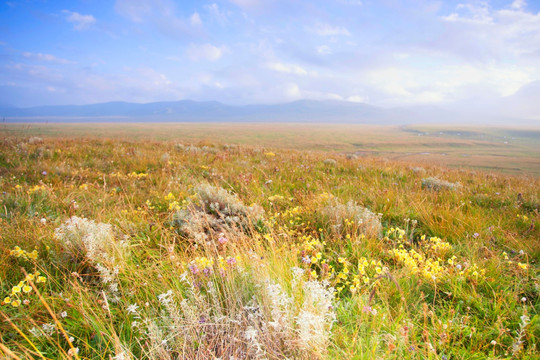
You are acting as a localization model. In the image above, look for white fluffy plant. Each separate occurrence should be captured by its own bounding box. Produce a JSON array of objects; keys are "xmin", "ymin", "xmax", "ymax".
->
[
  {"xmin": 264, "ymin": 267, "xmax": 336, "ymax": 356},
  {"xmin": 54, "ymin": 216, "xmax": 127, "ymax": 264},
  {"xmin": 54, "ymin": 216, "xmax": 128, "ymax": 301},
  {"xmin": 173, "ymin": 183, "xmax": 264, "ymax": 245},
  {"xmin": 321, "ymin": 196, "xmax": 382, "ymax": 238}
]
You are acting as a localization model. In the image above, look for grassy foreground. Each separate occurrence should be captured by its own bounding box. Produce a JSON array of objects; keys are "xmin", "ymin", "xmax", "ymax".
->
[{"xmin": 0, "ymin": 133, "xmax": 538, "ymax": 359}]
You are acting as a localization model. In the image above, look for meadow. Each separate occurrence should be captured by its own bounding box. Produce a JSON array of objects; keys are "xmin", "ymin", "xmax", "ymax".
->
[
  {"xmin": 0, "ymin": 124, "xmax": 539, "ymax": 359},
  {"xmin": 3, "ymin": 123, "xmax": 540, "ymax": 176}
]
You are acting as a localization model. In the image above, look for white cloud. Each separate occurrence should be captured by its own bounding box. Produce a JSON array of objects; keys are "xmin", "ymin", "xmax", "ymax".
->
[
  {"xmin": 22, "ymin": 52, "xmax": 73, "ymax": 64},
  {"xmin": 190, "ymin": 12, "xmax": 202, "ymax": 26},
  {"xmin": 114, "ymin": 0, "xmax": 153, "ymax": 23},
  {"xmin": 316, "ymin": 45, "xmax": 331, "ymax": 55},
  {"xmin": 187, "ymin": 44, "xmax": 228, "ymax": 61},
  {"xmin": 115, "ymin": 0, "xmax": 203, "ymax": 39},
  {"xmin": 284, "ymin": 83, "xmax": 301, "ymax": 98},
  {"xmin": 266, "ymin": 62, "xmax": 314, "ymax": 76},
  {"xmin": 204, "ymin": 3, "xmax": 231, "ymax": 23},
  {"xmin": 362, "ymin": 61, "xmax": 534, "ymax": 105},
  {"xmin": 310, "ymin": 23, "xmax": 351, "ymax": 36},
  {"xmin": 228, "ymin": 0, "xmax": 265, "ymax": 9},
  {"xmin": 439, "ymin": 2, "xmax": 540, "ymax": 59},
  {"xmin": 62, "ymin": 10, "xmax": 96, "ymax": 30},
  {"xmin": 347, "ymin": 95, "xmax": 366, "ymax": 103},
  {"xmin": 441, "ymin": 2, "xmax": 493, "ymax": 24},
  {"xmin": 338, "ymin": 0, "xmax": 363, "ymax": 5},
  {"xmin": 511, "ymin": 0, "xmax": 526, "ymax": 10}
]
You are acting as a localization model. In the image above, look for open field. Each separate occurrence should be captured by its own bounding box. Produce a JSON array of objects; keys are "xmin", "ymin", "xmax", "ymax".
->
[
  {"xmin": 2, "ymin": 123, "xmax": 540, "ymax": 176},
  {"xmin": 0, "ymin": 128, "xmax": 539, "ymax": 359}
]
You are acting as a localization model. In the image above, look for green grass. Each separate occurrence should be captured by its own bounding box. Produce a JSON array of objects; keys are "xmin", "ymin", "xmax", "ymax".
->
[{"xmin": 0, "ymin": 127, "xmax": 538, "ymax": 359}]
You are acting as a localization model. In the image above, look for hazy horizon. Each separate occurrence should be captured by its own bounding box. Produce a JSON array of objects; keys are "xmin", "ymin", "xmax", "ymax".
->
[{"xmin": 1, "ymin": 0, "xmax": 540, "ymax": 122}]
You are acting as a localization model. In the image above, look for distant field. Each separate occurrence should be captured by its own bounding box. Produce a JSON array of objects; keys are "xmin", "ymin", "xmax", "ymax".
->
[{"xmin": 2, "ymin": 122, "xmax": 540, "ymax": 176}]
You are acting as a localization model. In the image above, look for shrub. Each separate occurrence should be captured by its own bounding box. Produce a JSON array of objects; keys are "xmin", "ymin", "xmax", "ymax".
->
[
  {"xmin": 321, "ymin": 198, "xmax": 382, "ymax": 238},
  {"xmin": 421, "ymin": 177, "xmax": 461, "ymax": 191},
  {"xmin": 323, "ymin": 159, "xmax": 337, "ymax": 166},
  {"xmin": 173, "ymin": 183, "xmax": 264, "ymax": 244}
]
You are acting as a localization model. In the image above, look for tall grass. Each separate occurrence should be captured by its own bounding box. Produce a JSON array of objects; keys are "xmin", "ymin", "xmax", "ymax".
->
[{"xmin": 0, "ymin": 135, "xmax": 538, "ymax": 359}]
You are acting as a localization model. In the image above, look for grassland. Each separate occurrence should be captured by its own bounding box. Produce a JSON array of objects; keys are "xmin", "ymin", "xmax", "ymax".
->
[
  {"xmin": 3, "ymin": 123, "xmax": 540, "ymax": 176},
  {"xmin": 0, "ymin": 125, "xmax": 539, "ymax": 359}
]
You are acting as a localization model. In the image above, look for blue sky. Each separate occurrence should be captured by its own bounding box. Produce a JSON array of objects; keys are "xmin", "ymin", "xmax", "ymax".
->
[{"xmin": 1, "ymin": 0, "xmax": 540, "ymax": 110}]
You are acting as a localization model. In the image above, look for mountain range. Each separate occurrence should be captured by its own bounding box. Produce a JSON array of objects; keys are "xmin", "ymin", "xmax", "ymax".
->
[{"xmin": 1, "ymin": 91, "xmax": 538, "ymax": 125}]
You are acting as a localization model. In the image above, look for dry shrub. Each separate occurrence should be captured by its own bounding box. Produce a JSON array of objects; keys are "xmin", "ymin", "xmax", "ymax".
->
[
  {"xmin": 321, "ymin": 197, "xmax": 382, "ymax": 238},
  {"xmin": 54, "ymin": 216, "xmax": 128, "ymax": 301},
  {"xmin": 421, "ymin": 177, "xmax": 461, "ymax": 191},
  {"xmin": 173, "ymin": 183, "xmax": 264, "ymax": 245}
]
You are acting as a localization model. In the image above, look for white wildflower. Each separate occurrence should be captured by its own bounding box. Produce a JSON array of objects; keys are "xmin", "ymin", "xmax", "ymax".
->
[
  {"xmin": 42, "ymin": 323, "xmax": 56, "ymax": 337},
  {"xmin": 29, "ymin": 327, "xmax": 42, "ymax": 337},
  {"xmin": 127, "ymin": 303, "xmax": 140, "ymax": 316}
]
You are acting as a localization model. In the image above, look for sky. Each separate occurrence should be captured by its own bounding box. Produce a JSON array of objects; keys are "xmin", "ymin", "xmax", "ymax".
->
[{"xmin": 1, "ymin": 0, "xmax": 540, "ymax": 111}]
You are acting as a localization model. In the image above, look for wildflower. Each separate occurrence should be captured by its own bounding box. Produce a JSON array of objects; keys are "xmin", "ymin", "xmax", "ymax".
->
[
  {"xmin": 23, "ymin": 299, "xmax": 30, "ymax": 305},
  {"xmin": 517, "ymin": 263, "xmax": 528, "ymax": 270},
  {"xmin": 491, "ymin": 340, "xmax": 497, "ymax": 346},
  {"xmin": 60, "ymin": 311, "xmax": 68, "ymax": 318},
  {"xmin": 127, "ymin": 304, "xmax": 140, "ymax": 315},
  {"xmin": 29, "ymin": 327, "xmax": 41, "ymax": 337},
  {"xmin": 42, "ymin": 323, "xmax": 56, "ymax": 336},
  {"xmin": 245, "ymin": 326, "xmax": 259, "ymax": 342},
  {"xmin": 521, "ymin": 297, "xmax": 527, "ymax": 303},
  {"xmin": 23, "ymin": 285, "xmax": 32, "ymax": 293},
  {"xmin": 11, "ymin": 300, "xmax": 21, "ymax": 307},
  {"xmin": 217, "ymin": 235, "xmax": 228, "ymax": 245},
  {"xmin": 362, "ymin": 306, "xmax": 377, "ymax": 315},
  {"xmin": 37, "ymin": 276, "xmax": 47, "ymax": 283},
  {"xmin": 12, "ymin": 286, "xmax": 21, "ymax": 294},
  {"xmin": 67, "ymin": 347, "xmax": 79, "ymax": 356}
]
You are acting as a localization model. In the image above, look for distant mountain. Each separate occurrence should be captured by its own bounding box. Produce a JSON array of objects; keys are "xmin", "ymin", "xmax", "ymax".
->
[
  {"xmin": 0, "ymin": 99, "xmax": 388, "ymax": 123},
  {"xmin": 0, "ymin": 98, "xmax": 537, "ymax": 124}
]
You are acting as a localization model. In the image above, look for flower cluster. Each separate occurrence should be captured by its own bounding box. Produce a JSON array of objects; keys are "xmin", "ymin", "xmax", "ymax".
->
[
  {"xmin": 10, "ymin": 246, "xmax": 38, "ymax": 261},
  {"xmin": 387, "ymin": 228, "xmax": 485, "ymax": 282},
  {"xmin": 3, "ymin": 272, "xmax": 46, "ymax": 308},
  {"xmin": 27, "ymin": 184, "xmax": 47, "ymax": 195},
  {"xmin": 128, "ymin": 172, "xmax": 148, "ymax": 179},
  {"xmin": 187, "ymin": 255, "xmax": 240, "ymax": 277}
]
